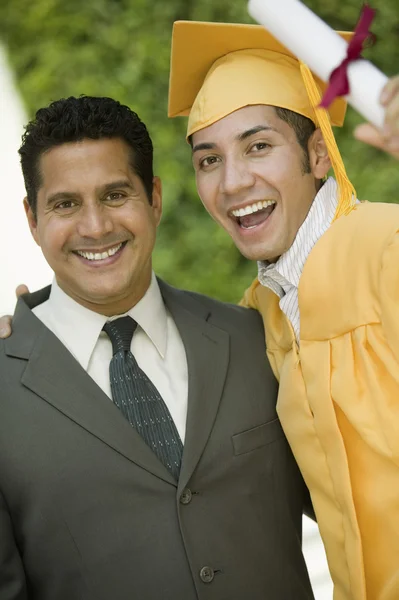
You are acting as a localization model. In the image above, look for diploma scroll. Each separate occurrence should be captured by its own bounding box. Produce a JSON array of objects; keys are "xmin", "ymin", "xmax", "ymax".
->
[{"xmin": 247, "ymin": 0, "xmax": 388, "ymax": 128}]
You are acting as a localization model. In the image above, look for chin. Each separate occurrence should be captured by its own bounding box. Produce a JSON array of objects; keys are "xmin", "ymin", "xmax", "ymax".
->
[
  {"xmin": 94, "ymin": 286, "xmax": 127, "ymax": 301},
  {"xmin": 237, "ymin": 244, "xmax": 268, "ymax": 262},
  {"xmin": 254, "ymin": 241, "xmax": 285, "ymax": 263},
  {"xmin": 77, "ymin": 282, "xmax": 125, "ymax": 302}
]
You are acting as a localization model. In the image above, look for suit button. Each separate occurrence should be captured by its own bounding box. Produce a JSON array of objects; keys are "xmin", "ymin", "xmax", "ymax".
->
[
  {"xmin": 180, "ymin": 488, "xmax": 193, "ymax": 505},
  {"xmin": 199, "ymin": 566, "xmax": 214, "ymax": 583}
]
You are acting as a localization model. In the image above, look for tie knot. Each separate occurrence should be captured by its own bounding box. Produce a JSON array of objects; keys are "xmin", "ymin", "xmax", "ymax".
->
[{"xmin": 103, "ymin": 316, "xmax": 138, "ymax": 355}]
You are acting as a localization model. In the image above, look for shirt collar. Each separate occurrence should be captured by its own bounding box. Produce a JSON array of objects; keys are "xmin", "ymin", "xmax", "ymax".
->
[
  {"xmin": 46, "ymin": 272, "xmax": 167, "ymax": 370},
  {"xmin": 258, "ymin": 177, "xmax": 338, "ymax": 293}
]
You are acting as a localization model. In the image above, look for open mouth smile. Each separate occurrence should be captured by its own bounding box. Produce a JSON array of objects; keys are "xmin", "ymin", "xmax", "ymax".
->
[{"xmin": 230, "ymin": 200, "xmax": 276, "ymax": 229}]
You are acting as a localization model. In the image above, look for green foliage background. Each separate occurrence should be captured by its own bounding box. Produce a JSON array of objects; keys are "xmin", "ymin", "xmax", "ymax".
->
[{"xmin": 1, "ymin": 0, "xmax": 398, "ymax": 302}]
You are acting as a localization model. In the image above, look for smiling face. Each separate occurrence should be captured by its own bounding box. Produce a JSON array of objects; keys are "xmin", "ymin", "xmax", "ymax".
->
[
  {"xmin": 192, "ymin": 105, "xmax": 331, "ymax": 262},
  {"xmin": 25, "ymin": 138, "xmax": 162, "ymax": 315}
]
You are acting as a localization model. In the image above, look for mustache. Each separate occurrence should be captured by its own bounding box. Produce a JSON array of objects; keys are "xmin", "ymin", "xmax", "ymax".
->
[{"xmin": 70, "ymin": 237, "xmax": 131, "ymax": 251}]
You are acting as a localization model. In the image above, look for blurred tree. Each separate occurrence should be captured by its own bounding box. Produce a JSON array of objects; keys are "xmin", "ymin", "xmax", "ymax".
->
[{"xmin": 1, "ymin": 0, "xmax": 398, "ymax": 302}]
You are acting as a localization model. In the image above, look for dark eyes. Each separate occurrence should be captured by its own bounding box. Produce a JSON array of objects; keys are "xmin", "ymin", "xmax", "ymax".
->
[
  {"xmin": 106, "ymin": 192, "xmax": 125, "ymax": 201},
  {"xmin": 199, "ymin": 156, "xmax": 220, "ymax": 168},
  {"xmin": 250, "ymin": 142, "xmax": 271, "ymax": 152},
  {"xmin": 197, "ymin": 141, "xmax": 271, "ymax": 171},
  {"xmin": 54, "ymin": 200, "xmax": 76, "ymax": 211},
  {"xmin": 54, "ymin": 192, "xmax": 126, "ymax": 210}
]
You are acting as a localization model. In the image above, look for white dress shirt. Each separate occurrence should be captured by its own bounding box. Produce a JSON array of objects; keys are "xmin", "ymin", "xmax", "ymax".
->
[
  {"xmin": 257, "ymin": 177, "xmax": 339, "ymax": 341},
  {"xmin": 33, "ymin": 273, "xmax": 189, "ymax": 441}
]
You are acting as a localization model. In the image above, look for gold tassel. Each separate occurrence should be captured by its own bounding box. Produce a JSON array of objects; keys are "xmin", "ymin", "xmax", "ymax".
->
[{"xmin": 300, "ymin": 62, "xmax": 356, "ymax": 220}]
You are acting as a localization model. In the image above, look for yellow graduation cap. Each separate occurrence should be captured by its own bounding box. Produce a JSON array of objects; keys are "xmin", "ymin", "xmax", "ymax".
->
[{"xmin": 168, "ymin": 20, "xmax": 356, "ymax": 220}]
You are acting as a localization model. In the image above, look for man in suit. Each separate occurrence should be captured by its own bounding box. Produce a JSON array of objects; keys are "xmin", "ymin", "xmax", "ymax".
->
[{"xmin": 0, "ymin": 95, "xmax": 313, "ymax": 599}]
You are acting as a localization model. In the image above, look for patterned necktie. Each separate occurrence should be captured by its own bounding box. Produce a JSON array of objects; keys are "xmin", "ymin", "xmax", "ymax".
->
[{"xmin": 103, "ymin": 316, "xmax": 183, "ymax": 480}]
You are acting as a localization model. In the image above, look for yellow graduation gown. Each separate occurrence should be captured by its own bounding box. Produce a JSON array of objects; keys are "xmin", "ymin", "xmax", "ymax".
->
[{"xmin": 242, "ymin": 201, "xmax": 399, "ymax": 600}]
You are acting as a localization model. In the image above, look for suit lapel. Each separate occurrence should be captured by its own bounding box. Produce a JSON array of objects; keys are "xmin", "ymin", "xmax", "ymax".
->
[
  {"xmin": 159, "ymin": 281, "xmax": 230, "ymax": 491},
  {"xmin": 7, "ymin": 282, "xmax": 230, "ymax": 488},
  {"xmin": 5, "ymin": 292, "xmax": 176, "ymax": 485}
]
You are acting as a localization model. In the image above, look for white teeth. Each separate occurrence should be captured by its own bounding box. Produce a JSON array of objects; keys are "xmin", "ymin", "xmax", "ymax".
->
[
  {"xmin": 231, "ymin": 200, "xmax": 276, "ymax": 218},
  {"xmin": 76, "ymin": 243, "xmax": 123, "ymax": 261}
]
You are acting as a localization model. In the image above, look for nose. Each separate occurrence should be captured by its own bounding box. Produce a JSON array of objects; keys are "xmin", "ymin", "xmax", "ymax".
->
[
  {"xmin": 76, "ymin": 203, "xmax": 113, "ymax": 239},
  {"xmin": 220, "ymin": 157, "xmax": 256, "ymax": 196}
]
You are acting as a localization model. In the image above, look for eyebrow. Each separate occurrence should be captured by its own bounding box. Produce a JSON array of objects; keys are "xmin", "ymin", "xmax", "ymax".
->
[
  {"xmin": 192, "ymin": 125, "xmax": 278, "ymax": 154},
  {"xmin": 46, "ymin": 180, "xmax": 134, "ymax": 207},
  {"xmin": 192, "ymin": 142, "xmax": 216, "ymax": 154},
  {"xmin": 100, "ymin": 180, "xmax": 134, "ymax": 194},
  {"xmin": 237, "ymin": 125, "xmax": 278, "ymax": 141}
]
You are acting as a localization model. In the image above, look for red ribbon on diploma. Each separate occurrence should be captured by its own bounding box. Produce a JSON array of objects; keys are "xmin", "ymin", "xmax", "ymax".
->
[{"xmin": 320, "ymin": 5, "xmax": 376, "ymax": 108}]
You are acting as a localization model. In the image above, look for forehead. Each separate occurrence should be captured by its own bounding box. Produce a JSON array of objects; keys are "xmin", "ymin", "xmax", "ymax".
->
[
  {"xmin": 191, "ymin": 104, "xmax": 288, "ymax": 145},
  {"xmin": 38, "ymin": 138, "xmax": 134, "ymax": 191}
]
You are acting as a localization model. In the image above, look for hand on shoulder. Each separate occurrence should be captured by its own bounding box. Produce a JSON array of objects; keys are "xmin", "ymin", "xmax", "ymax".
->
[{"xmin": 0, "ymin": 285, "xmax": 29, "ymax": 338}]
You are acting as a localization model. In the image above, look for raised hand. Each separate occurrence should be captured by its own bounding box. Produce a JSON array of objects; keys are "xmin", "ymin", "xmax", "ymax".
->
[{"xmin": 354, "ymin": 76, "xmax": 399, "ymax": 160}]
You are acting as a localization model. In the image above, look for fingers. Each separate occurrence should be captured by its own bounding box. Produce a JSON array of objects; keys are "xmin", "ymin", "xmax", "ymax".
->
[
  {"xmin": 354, "ymin": 123, "xmax": 382, "ymax": 146},
  {"xmin": 0, "ymin": 316, "xmax": 13, "ymax": 339},
  {"xmin": 15, "ymin": 284, "xmax": 29, "ymax": 297},
  {"xmin": 381, "ymin": 76, "xmax": 399, "ymax": 140},
  {"xmin": 0, "ymin": 286, "xmax": 28, "ymax": 338},
  {"xmin": 380, "ymin": 76, "xmax": 399, "ymax": 107},
  {"xmin": 354, "ymin": 123, "xmax": 399, "ymax": 159},
  {"xmin": 354, "ymin": 75, "xmax": 399, "ymax": 160}
]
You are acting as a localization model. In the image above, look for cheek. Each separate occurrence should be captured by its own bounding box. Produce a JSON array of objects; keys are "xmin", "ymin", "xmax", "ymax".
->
[
  {"xmin": 267, "ymin": 156, "xmax": 299, "ymax": 184},
  {"xmin": 268, "ymin": 159, "xmax": 308, "ymax": 206},
  {"xmin": 196, "ymin": 177, "xmax": 219, "ymax": 219},
  {"xmin": 36, "ymin": 220, "xmax": 70, "ymax": 255},
  {"xmin": 123, "ymin": 207, "xmax": 158, "ymax": 242}
]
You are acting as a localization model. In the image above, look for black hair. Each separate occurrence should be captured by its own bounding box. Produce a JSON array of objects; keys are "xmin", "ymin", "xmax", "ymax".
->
[
  {"xmin": 274, "ymin": 107, "xmax": 316, "ymax": 173},
  {"xmin": 19, "ymin": 95, "xmax": 154, "ymax": 216}
]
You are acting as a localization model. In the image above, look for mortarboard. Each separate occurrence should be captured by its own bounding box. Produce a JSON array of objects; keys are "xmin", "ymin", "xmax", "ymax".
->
[{"xmin": 168, "ymin": 21, "xmax": 356, "ymax": 220}]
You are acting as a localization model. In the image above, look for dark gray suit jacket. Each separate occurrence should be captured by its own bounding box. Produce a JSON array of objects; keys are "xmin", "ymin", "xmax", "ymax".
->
[{"xmin": 0, "ymin": 280, "xmax": 313, "ymax": 599}]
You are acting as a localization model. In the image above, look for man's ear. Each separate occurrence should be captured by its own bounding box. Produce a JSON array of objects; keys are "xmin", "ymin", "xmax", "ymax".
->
[
  {"xmin": 308, "ymin": 129, "xmax": 331, "ymax": 179},
  {"xmin": 151, "ymin": 176, "xmax": 163, "ymax": 227},
  {"xmin": 23, "ymin": 197, "xmax": 40, "ymax": 246}
]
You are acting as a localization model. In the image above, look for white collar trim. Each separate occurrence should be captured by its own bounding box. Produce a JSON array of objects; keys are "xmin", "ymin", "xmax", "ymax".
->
[{"xmin": 45, "ymin": 271, "xmax": 167, "ymax": 370}]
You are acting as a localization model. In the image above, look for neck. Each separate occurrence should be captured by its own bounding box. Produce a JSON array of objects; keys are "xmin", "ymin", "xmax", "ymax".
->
[{"xmin": 56, "ymin": 271, "xmax": 152, "ymax": 317}]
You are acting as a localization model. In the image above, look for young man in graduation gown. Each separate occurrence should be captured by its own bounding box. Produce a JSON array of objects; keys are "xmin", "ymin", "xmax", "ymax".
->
[{"xmin": 167, "ymin": 20, "xmax": 399, "ymax": 600}]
